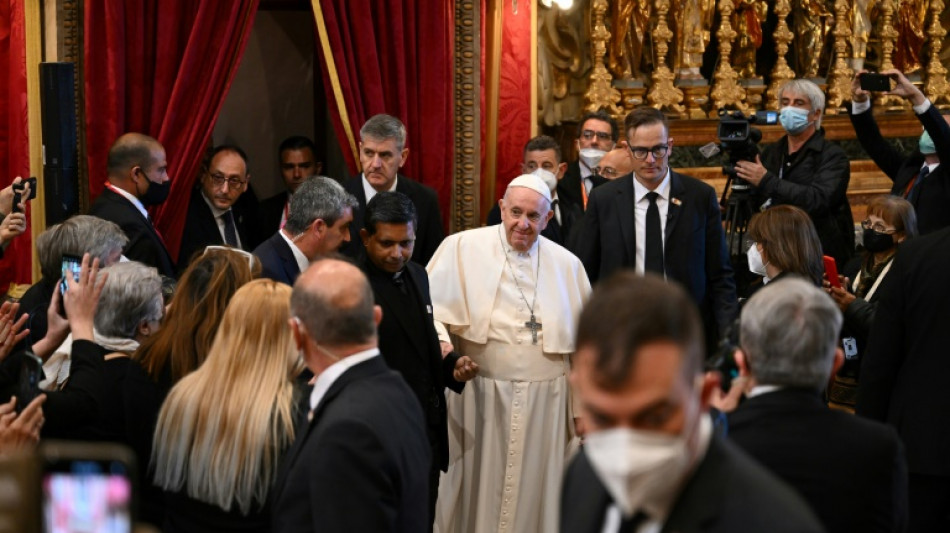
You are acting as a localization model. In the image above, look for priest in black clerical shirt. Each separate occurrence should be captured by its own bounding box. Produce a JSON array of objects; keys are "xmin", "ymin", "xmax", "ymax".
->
[{"xmin": 357, "ymin": 191, "xmax": 478, "ymax": 528}]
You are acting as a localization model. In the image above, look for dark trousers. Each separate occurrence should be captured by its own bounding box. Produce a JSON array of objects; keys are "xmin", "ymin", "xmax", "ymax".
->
[{"xmin": 908, "ymin": 473, "xmax": 950, "ymax": 533}]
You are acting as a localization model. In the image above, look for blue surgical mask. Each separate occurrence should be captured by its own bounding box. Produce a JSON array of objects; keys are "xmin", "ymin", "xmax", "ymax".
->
[
  {"xmin": 779, "ymin": 106, "xmax": 813, "ymax": 135},
  {"xmin": 919, "ymin": 130, "xmax": 936, "ymax": 155}
]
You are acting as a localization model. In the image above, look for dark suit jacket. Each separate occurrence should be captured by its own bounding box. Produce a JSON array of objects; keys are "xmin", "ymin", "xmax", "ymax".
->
[
  {"xmin": 557, "ymin": 160, "xmax": 608, "ymax": 215},
  {"xmin": 857, "ymin": 227, "xmax": 950, "ymax": 477},
  {"xmin": 360, "ymin": 259, "xmax": 463, "ymax": 472},
  {"xmin": 571, "ymin": 171, "xmax": 738, "ymax": 341},
  {"xmin": 177, "ymin": 187, "xmax": 254, "ymax": 272},
  {"xmin": 271, "ymin": 356, "xmax": 430, "ymax": 533},
  {"xmin": 88, "ymin": 188, "xmax": 175, "ymax": 277},
  {"xmin": 729, "ymin": 388, "xmax": 908, "ymax": 533},
  {"xmin": 485, "ymin": 194, "xmax": 582, "ymax": 247},
  {"xmin": 561, "ymin": 433, "xmax": 824, "ymax": 533},
  {"xmin": 257, "ymin": 190, "xmax": 289, "ymax": 245},
  {"xmin": 850, "ymin": 103, "xmax": 950, "ymax": 235},
  {"xmin": 341, "ymin": 175, "xmax": 444, "ymax": 265},
  {"xmin": 252, "ymin": 232, "xmax": 301, "ymax": 285}
]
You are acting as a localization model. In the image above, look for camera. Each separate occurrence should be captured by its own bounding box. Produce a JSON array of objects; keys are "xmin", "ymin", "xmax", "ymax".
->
[{"xmin": 717, "ymin": 110, "xmax": 776, "ymax": 187}]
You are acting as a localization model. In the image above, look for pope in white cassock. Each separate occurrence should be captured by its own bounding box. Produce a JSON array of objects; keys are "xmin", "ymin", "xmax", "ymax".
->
[{"xmin": 427, "ymin": 174, "xmax": 592, "ymax": 533}]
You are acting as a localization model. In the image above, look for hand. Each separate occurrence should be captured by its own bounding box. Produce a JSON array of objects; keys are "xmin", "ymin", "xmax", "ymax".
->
[
  {"xmin": 851, "ymin": 70, "xmax": 870, "ymax": 103},
  {"xmin": 0, "ymin": 302, "xmax": 29, "ymax": 363},
  {"xmin": 63, "ymin": 253, "xmax": 107, "ymax": 341},
  {"xmin": 0, "ymin": 212, "xmax": 27, "ymax": 245},
  {"xmin": 0, "ymin": 395, "xmax": 45, "ymax": 453},
  {"xmin": 827, "ymin": 284, "xmax": 856, "ymax": 312},
  {"xmin": 574, "ymin": 417, "xmax": 587, "ymax": 439},
  {"xmin": 0, "ymin": 177, "xmax": 28, "ymax": 217},
  {"xmin": 32, "ymin": 288, "xmax": 70, "ymax": 361},
  {"xmin": 733, "ymin": 155, "xmax": 768, "ymax": 187},
  {"xmin": 440, "ymin": 341, "xmax": 454, "ymax": 358},
  {"xmin": 707, "ymin": 374, "xmax": 749, "ymax": 413},
  {"xmin": 882, "ymin": 69, "xmax": 926, "ymax": 107},
  {"xmin": 453, "ymin": 355, "xmax": 479, "ymax": 382}
]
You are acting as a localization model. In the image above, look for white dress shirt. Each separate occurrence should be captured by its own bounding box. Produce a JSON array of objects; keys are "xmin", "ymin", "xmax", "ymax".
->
[
  {"xmin": 278, "ymin": 229, "xmax": 311, "ymax": 274},
  {"xmin": 362, "ymin": 174, "xmax": 398, "ymax": 204},
  {"xmin": 633, "ymin": 171, "xmax": 672, "ymax": 274},
  {"xmin": 308, "ymin": 348, "xmax": 381, "ymax": 412},
  {"xmin": 105, "ymin": 183, "xmax": 148, "ymax": 219},
  {"xmin": 200, "ymin": 191, "xmax": 241, "ymax": 249}
]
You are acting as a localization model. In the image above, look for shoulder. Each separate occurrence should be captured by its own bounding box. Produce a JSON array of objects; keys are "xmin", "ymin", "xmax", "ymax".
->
[
  {"xmin": 399, "ymin": 175, "xmax": 439, "ymax": 201},
  {"xmin": 540, "ymin": 236, "xmax": 583, "ymax": 267},
  {"xmin": 672, "ymin": 170, "xmax": 715, "ymax": 195},
  {"xmin": 260, "ymin": 190, "xmax": 288, "ymax": 208},
  {"xmin": 813, "ymin": 130, "xmax": 847, "ymax": 158},
  {"xmin": 588, "ymin": 174, "xmax": 631, "ymax": 203}
]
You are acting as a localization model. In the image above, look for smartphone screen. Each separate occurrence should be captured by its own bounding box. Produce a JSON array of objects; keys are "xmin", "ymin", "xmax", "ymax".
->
[
  {"xmin": 43, "ymin": 458, "xmax": 132, "ymax": 533},
  {"xmin": 59, "ymin": 255, "xmax": 82, "ymax": 295},
  {"xmin": 860, "ymin": 73, "xmax": 891, "ymax": 92}
]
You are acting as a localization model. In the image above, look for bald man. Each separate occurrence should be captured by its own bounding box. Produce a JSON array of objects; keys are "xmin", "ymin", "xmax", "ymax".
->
[
  {"xmin": 88, "ymin": 133, "xmax": 175, "ymax": 277},
  {"xmin": 272, "ymin": 259, "xmax": 431, "ymax": 533}
]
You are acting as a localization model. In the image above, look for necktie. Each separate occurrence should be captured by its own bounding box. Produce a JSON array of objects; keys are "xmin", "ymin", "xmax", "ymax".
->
[
  {"xmin": 222, "ymin": 210, "xmax": 239, "ymax": 247},
  {"xmin": 907, "ymin": 166, "xmax": 930, "ymax": 206},
  {"xmin": 644, "ymin": 192, "xmax": 664, "ymax": 274},
  {"xmin": 393, "ymin": 271, "xmax": 408, "ymax": 295},
  {"xmin": 617, "ymin": 511, "xmax": 648, "ymax": 533},
  {"xmin": 552, "ymin": 198, "xmax": 561, "ymax": 225}
]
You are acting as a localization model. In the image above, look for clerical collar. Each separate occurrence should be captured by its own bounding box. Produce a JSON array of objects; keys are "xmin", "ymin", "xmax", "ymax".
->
[
  {"xmin": 361, "ymin": 174, "xmax": 398, "ymax": 203},
  {"xmin": 497, "ymin": 224, "xmax": 539, "ymax": 258},
  {"xmin": 364, "ymin": 258, "xmax": 406, "ymax": 282}
]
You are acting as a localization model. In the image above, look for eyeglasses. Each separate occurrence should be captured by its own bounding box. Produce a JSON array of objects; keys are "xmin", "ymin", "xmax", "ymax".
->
[
  {"xmin": 208, "ymin": 172, "xmax": 247, "ymax": 189},
  {"xmin": 581, "ymin": 130, "xmax": 613, "ymax": 141},
  {"xmin": 629, "ymin": 145, "xmax": 669, "ymax": 160},
  {"xmin": 203, "ymin": 245, "xmax": 257, "ymax": 271},
  {"xmin": 594, "ymin": 166, "xmax": 620, "ymax": 178},
  {"xmin": 861, "ymin": 219, "xmax": 897, "ymax": 234}
]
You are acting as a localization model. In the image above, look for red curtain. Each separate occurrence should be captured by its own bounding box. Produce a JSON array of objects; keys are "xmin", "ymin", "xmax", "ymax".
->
[
  {"xmin": 315, "ymin": 0, "xmax": 454, "ymax": 227},
  {"xmin": 84, "ymin": 0, "xmax": 259, "ymax": 261},
  {"xmin": 0, "ymin": 0, "xmax": 31, "ymax": 290}
]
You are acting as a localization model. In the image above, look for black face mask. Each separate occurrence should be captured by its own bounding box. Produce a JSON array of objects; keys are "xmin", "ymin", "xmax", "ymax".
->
[
  {"xmin": 863, "ymin": 227, "xmax": 896, "ymax": 253},
  {"xmin": 137, "ymin": 170, "xmax": 171, "ymax": 206}
]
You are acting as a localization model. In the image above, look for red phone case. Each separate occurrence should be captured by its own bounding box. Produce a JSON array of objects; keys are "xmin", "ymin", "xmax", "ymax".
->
[{"xmin": 823, "ymin": 256, "xmax": 841, "ymax": 288}]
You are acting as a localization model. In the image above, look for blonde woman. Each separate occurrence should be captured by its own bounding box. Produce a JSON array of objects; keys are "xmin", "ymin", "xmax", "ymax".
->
[{"xmin": 151, "ymin": 280, "xmax": 300, "ymax": 532}]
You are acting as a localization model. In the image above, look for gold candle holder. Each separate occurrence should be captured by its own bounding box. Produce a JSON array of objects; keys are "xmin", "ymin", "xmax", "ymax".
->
[
  {"xmin": 647, "ymin": 0, "xmax": 685, "ymax": 114},
  {"xmin": 874, "ymin": 0, "xmax": 906, "ymax": 111},
  {"xmin": 767, "ymin": 0, "xmax": 796, "ymax": 109},
  {"xmin": 923, "ymin": 0, "xmax": 950, "ymax": 108},
  {"xmin": 584, "ymin": 0, "xmax": 623, "ymax": 114},
  {"xmin": 825, "ymin": 0, "xmax": 854, "ymax": 115},
  {"xmin": 709, "ymin": 0, "xmax": 750, "ymax": 117}
]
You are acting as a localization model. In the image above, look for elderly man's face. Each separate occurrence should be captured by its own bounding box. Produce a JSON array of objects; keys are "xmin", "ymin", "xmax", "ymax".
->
[
  {"xmin": 313, "ymin": 207, "xmax": 354, "ymax": 257},
  {"xmin": 499, "ymin": 186, "xmax": 553, "ymax": 252},
  {"xmin": 360, "ymin": 137, "xmax": 407, "ymax": 193},
  {"xmin": 595, "ymin": 146, "xmax": 636, "ymax": 180},
  {"xmin": 571, "ymin": 341, "xmax": 699, "ymax": 437},
  {"xmin": 200, "ymin": 150, "xmax": 248, "ymax": 210},
  {"xmin": 780, "ymin": 89, "xmax": 820, "ymax": 127}
]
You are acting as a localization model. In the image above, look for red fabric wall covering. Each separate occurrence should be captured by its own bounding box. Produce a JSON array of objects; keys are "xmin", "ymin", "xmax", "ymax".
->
[
  {"xmin": 0, "ymin": 0, "xmax": 32, "ymax": 290},
  {"xmin": 491, "ymin": 3, "xmax": 532, "ymax": 202},
  {"xmin": 84, "ymin": 1, "xmax": 259, "ymax": 261},
  {"xmin": 315, "ymin": 0, "xmax": 454, "ymax": 229}
]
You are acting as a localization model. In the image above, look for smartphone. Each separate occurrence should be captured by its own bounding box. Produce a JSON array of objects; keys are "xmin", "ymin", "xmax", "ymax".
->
[
  {"xmin": 860, "ymin": 73, "xmax": 892, "ymax": 92},
  {"xmin": 59, "ymin": 254, "xmax": 82, "ymax": 295},
  {"xmin": 40, "ymin": 441, "xmax": 135, "ymax": 533},
  {"xmin": 11, "ymin": 177, "xmax": 37, "ymax": 214},
  {"xmin": 754, "ymin": 110, "xmax": 778, "ymax": 125},
  {"xmin": 16, "ymin": 352, "xmax": 43, "ymax": 415},
  {"xmin": 823, "ymin": 255, "xmax": 841, "ymax": 289}
]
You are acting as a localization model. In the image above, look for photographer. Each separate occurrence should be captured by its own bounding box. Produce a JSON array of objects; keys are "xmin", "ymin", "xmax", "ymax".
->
[
  {"xmin": 849, "ymin": 69, "xmax": 950, "ymax": 235},
  {"xmin": 734, "ymin": 79, "xmax": 854, "ymax": 266}
]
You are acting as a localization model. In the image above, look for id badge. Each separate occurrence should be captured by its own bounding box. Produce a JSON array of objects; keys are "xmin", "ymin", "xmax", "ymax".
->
[{"xmin": 842, "ymin": 337, "xmax": 858, "ymax": 360}]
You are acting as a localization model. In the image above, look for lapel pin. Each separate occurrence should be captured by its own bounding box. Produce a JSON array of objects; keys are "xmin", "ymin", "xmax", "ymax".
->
[{"xmin": 671, "ymin": 197, "xmax": 682, "ymax": 206}]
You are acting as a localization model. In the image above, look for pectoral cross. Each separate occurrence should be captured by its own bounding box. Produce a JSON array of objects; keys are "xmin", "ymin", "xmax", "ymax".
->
[{"xmin": 525, "ymin": 314, "xmax": 542, "ymax": 345}]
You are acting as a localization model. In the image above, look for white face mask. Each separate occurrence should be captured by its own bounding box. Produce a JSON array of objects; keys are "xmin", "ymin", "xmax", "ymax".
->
[
  {"xmin": 579, "ymin": 148, "xmax": 607, "ymax": 170},
  {"xmin": 583, "ymin": 414, "xmax": 708, "ymax": 518},
  {"xmin": 531, "ymin": 168, "xmax": 558, "ymax": 193},
  {"xmin": 746, "ymin": 244, "xmax": 769, "ymax": 277}
]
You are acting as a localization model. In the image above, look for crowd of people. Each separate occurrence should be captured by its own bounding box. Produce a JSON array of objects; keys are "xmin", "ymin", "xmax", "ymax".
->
[{"xmin": 0, "ymin": 68, "xmax": 946, "ymax": 533}]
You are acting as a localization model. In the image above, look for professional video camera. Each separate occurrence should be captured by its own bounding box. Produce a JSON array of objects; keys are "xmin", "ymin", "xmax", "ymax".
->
[{"xmin": 702, "ymin": 109, "xmax": 778, "ymax": 258}]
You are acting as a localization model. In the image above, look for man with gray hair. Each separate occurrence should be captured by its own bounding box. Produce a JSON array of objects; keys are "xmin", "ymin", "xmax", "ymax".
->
[
  {"xmin": 252, "ymin": 176, "xmax": 357, "ymax": 285},
  {"xmin": 725, "ymin": 278, "xmax": 908, "ymax": 533},
  {"xmin": 342, "ymin": 113, "xmax": 444, "ymax": 264},
  {"xmin": 733, "ymin": 79, "xmax": 854, "ymax": 266}
]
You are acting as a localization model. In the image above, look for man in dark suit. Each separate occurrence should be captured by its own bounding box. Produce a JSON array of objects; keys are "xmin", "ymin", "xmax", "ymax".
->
[
  {"xmin": 557, "ymin": 110, "xmax": 618, "ymax": 214},
  {"xmin": 257, "ymin": 136, "xmax": 321, "ymax": 242},
  {"xmin": 357, "ymin": 191, "xmax": 478, "ymax": 525},
  {"xmin": 486, "ymin": 135, "xmax": 583, "ymax": 246},
  {"xmin": 252, "ymin": 176, "xmax": 356, "ymax": 285},
  {"xmin": 725, "ymin": 278, "xmax": 907, "ymax": 533},
  {"xmin": 857, "ymin": 226, "xmax": 950, "ymax": 532},
  {"xmin": 88, "ymin": 132, "xmax": 175, "ymax": 277},
  {"xmin": 562, "ymin": 272, "xmax": 823, "ymax": 533},
  {"xmin": 340, "ymin": 114, "xmax": 444, "ymax": 265},
  {"xmin": 572, "ymin": 107, "xmax": 738, "ymax": 348},
  {"xmin": 272, "ymin": 258, "xmax": 431, "ymax": 532},
  {"xmin": 849, "ymin": 69, "xmax": 950, "ymax": 235},
  {"xmin": 177, "ymin": 145, "xmax": 255, "ymax": 271}
]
